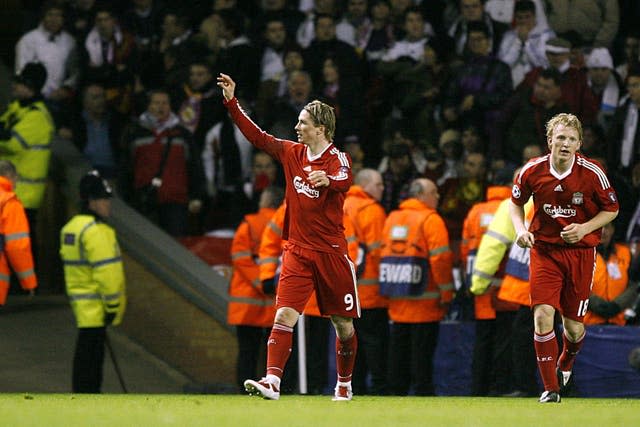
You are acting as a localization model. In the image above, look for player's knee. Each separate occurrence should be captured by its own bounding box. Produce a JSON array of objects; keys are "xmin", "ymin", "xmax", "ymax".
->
[{"xmin": 274, "ymin": 307, "xmax": 299, "ymax": 327}]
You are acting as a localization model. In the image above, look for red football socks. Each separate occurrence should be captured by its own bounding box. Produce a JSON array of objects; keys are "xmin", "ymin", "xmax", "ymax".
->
[
  {"xmin": 534, "ymin": 330, "xmax": 559, "ymax": 392},
  {"xmin": 558, "ymin": 331, "xmax": 585, "ymax": 372},
  {"xmin": 335, "ymin": 332, "xmax": 358, "ymax": 383},
  {"xmin": 265, "ymin": 323, "xmax": 294, "ymax": 378}
]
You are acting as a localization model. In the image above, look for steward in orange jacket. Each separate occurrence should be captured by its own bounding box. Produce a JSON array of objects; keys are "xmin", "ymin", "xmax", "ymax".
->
[
  {"xmin": 0, "ymin": 160, "xmax": 37, "ymax": 305},
  {"xmin": 343, "ymin": 168, "xmax": 388, "ymax": 395},
  {"xmin": 461, "ymin": 185, "xmax": 513, "ymax": 320},
  {"xmin": 381, "ymin": 179, "xmax": 453, "ymax": 396},
  {"xmin": 257, "ymin": 199, "xmax": 358, "ymax": 394},
  {"xmin": 585, "ymin": 221, "xmax": 638, "ymax": 326},
  {"xmin": 228, "ymin": 186, "xmax": 284, "ymax": 392}
]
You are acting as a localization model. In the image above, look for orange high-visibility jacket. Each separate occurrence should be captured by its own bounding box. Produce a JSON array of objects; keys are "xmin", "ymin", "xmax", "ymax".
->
[
  {"xmin": 343, "ymin": 185, "xmax": 388, "ymax": 309},
  {"xmin": 0, "ymin": 177, "xmax": 37, "ymax": 305},
  {"xmin": 382, "ymin": 198, "xmax": 454, "ymax": 323},
  {"xmin": 227, "ymin": 206, "xmax": 277, "ymax": 327},
  {"xmin": 258, "ymin": 202, "xmax": 358, "ymax": 317},
  {"xmin": 584, "ymin": 243, "xmax": 631, "ymax": 326},
  {"xmin": 461, "ymin": 185, "xmax": 511, "ymax": 320}
]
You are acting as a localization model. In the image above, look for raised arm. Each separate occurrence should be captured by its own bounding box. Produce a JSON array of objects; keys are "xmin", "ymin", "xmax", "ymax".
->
[{"xmin": 217, "ymin": 73, "xmax": 236, "ymax": 101}]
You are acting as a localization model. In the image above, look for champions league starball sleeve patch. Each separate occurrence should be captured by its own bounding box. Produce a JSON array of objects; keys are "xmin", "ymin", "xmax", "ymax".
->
[
  {"xmin": 608, "ymin": 191, "xmax": 617, "ymax": 203},
  {"xmin": 512, "ymin": 184, "xmax": 521, "ymax": 199}
]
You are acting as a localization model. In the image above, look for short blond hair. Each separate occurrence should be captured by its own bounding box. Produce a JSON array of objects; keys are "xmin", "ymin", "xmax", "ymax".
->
[
  {"xmin": 304, "ymin": 100, "xmax": 336, "ymax": 141},
  {"xmin": 545, "ymin": 113, "xmax": 583, "ymax": 141}
]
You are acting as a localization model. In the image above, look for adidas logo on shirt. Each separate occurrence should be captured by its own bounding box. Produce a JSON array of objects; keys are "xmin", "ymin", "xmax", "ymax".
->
[{"xmin": 554, "ymin": 184, "xmax": 563, "ymax": 192}]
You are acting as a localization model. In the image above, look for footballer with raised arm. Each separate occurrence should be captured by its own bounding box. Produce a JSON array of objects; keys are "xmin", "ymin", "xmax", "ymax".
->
[{"xmin": 217, "ymin": 73, "xmax": 359, "ymax": 401}]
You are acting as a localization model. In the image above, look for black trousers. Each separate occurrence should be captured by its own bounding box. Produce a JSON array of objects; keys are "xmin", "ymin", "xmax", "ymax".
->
[
  {"xmin": 388, "ymin": 321, "xmax": 439, "ymax": 396},
  {"xmin": 471, "ymin": 318, "xmax": 496, "ymax": 396},
  {"xmin": 72, "ymin": 327, "xmax": 106, "ymax": 393},
  {"xmin": 305, "ymin": 315, "xmax": 330, "ymax": 395},
  {"xmin": 511, "ymin": 305, "xmax": 538, "ymax": 395},
  {"xmin": 352, "ymin": 308, "xmax": 389, "ymax": 395},
  {"xmin": 235, "ymin": 325, "xmax": 270, "ymax": 393}
]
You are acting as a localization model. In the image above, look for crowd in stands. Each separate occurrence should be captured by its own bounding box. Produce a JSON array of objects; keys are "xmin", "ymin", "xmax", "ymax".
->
[{"xmin": 6, "ymin": 0, "xmax": 640, "ymax": 395}]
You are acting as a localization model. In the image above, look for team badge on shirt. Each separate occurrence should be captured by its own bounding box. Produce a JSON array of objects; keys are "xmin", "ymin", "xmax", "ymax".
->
[
  {"xmin": 512, "ymin": 184, "xmax": 521, "ymax": 199},
  {"xmin": 572, "ymin": 192, "xmax": 583, "ymax": 205}
]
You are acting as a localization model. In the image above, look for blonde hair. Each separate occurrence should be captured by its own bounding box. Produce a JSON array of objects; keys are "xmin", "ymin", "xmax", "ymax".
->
[
  {"xmin": 304, "ymin": 100, "xmax": 336, "ymax": 141},
  {"xmin": 545, "ymin": 113, "xmax": 583, "ymax": 141}
]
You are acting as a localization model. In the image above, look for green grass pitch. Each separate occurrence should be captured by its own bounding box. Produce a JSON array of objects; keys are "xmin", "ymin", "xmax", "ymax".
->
[{"xmin": 2, "ymin": 394, "xmax": 639, "ymax": 427}]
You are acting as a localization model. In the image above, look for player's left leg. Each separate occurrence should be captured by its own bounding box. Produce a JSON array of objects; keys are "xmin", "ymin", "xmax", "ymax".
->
[
  {"xmin": 330, "ymin": 315, "xmax": 357, "ymax": 401},
  {"xmin": 556, "ymin": 247, "xmax": 595, "ymax": 395}
]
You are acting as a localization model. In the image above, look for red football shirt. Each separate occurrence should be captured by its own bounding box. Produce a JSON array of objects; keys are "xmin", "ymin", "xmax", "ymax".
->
[
  {"xmin": 225, "ymin": 97, "xmax": 352, "ymax": 254},
  {"xmin": 511, "ymin": 153, "xmax": 619, "ymax": 247}
]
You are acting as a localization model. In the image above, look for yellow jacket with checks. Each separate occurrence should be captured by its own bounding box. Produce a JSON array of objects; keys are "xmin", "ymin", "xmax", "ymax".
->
[
  {"xmin": 0, "ymin": 99, "xmax": 54, "ymax": 209},
  {"xmin": 60, "ymin": 214, "xmax": 126, "ymax": 327}
]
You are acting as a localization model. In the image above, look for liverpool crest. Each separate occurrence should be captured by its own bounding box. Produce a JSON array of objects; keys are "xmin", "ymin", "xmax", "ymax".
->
[{"xmin": 572, "ymin": 192, "xmax": 583, "ymax": 205}]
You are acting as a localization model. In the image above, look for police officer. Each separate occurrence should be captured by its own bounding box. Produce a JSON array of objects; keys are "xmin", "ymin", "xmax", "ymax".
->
[{"xmin": 60, "ymin": 170, "xmax": 126, "ymax": 393}]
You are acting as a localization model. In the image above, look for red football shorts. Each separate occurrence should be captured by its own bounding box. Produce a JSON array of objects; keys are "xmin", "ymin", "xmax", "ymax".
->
[
  {"xmin": 276, "ymin": 242, "xmax": 360, "ymax": 318},
  {"xmin": 530, "ymin": 242, "xmax": 596, "ymax": 322}
]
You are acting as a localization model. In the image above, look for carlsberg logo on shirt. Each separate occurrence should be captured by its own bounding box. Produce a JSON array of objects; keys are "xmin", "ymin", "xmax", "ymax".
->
[
  {"xmin": 543, "ymin": 204, "xmax": 577, "ymax": 218},
  {"xmin": 293, "ymin": 176, "xmax": 320, "ymax": 198}
]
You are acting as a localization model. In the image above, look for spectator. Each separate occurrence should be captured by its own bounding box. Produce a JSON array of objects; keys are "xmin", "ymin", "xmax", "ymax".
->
[
  {"xmin": 319, "ymin": 56, "xmax": 364, "ymax": 143},
  {"xmin": 255, "ymin": 16, "xmax": 301, "ymax": 121},
  {"xmin": 120, "ymin": 0, "xmax": 165, "ymax": 57},
  {"xmin": 485, "ymin": 0, "xmax": 549, "ymax": 29},
  {"xmin": 344, "ymin": 168, "xmax": 388, "ymax": 395},
  {"xmin": 201, "ymin": 100, "xmax": 255, "ymax": 231},
  {"xmin": 518, "ymin": 37, "xmax": 599, "ymax": 124},
  {"xmin": 379, "ymin": 142, "xmax": 421, "ymax": 213},
  {"xmin": 439, "ymin": 151, "xmax": 488, "ymax": 244},
  {"xmin": 60, "ymin": 83, "xmax": 125, "ymax": 180},
  {"xmin": 585, "ymin": 47, "xmax": 624, "ymax": 132},
  {"xmin": 303, "ymin": 13, "xmax": 363, "ymax": 92},
  {"xmin": 0, "ymin": 160, "xmax": 37, "ymax": 306},
  {"xmin": 82, "ymin": 5, "xmax": 137, "ymax": 115},
  {"xmin": 60, "ymin": 170, "xmax": 126, "ymax": 393},
  {"xmin": 264, "ymin": 70, "xmax": 316, "ymax": 141},
  {"xmin": 122, "ymin": 89, "xmax": 204, "ymax": 237},
  {"xmin": 442, "ymin": 21, "xmax": 513, "ymax": 138},
  {"xmin": 446, "ymin": 0, "xmax": 509, "ymax": 58},
  {"xmin": 0, "ymin": 62, "xmax": 54, "ymax": 248},
  {"xmin": 544, "ymin": 0, "xmax": 619, "ymax": 49},
  {"xmin": 380, "ymin": 6, "xmax": 431, "ymax": 63},
  {"xmin": 242, "ymin": 151, "xmax": 282, "ymax": 209},
  {"xmin": 362, "ymin": 0, "xmax": 395, "ymax": 64},
  {"xmin": 380, "ymin": 178, "xmax": 454, "ymax": 395},
  {"xmin": 172, "ymin": 61, "xmax": 226, "ymax": 153},
  {"xmin": 251, "ymin": 0, "xmax": 305, "ymax": 42},
  {"xmin": 586, "ymin": 220, "xmax": 639, "ymax": 325},
  {"xmin": 336, "ymin": 0, "xmax": 372, "ymax": 51},
  {"xmin": 493, "ymin": 68, "xmax": 569, "ymax": 168},
  {"xmin": 217, "ymin": 8, "xmax": 262, "ymax": 103},
  {"xmin": 193, "ymin": 13, "xmax": 225, "ymax": 72},
  {"xmin": 15, "ymin": 1, "xmax": 79, "ymax": 120},
  {"xmin": 615, "ymin": 29, "xmax": 640, "ymax": 81},
  {"xmin": 498, "ymin": 0, "xmax": 555, "ymax": 87},
  {"xmin": 377, "ymin": 38, "xmax": 448, "ymax": 146},
  {"xmin": 296, "ymin": 0, "xmax": 340, "ymax": 49},
  {"xmin": 606, "ymin": 65, "xmax": 640, "ymax": 175},
  {"xmin": 228, "ymin": 185, "xmax": 284, "ymax": 393},
  {"xmin": 437, "ymin": 129, "xmax": 464, "ymax": 186},
  {"xmin": 65, "ymin": 0, "xmax": 98, "ymax": 43}
]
